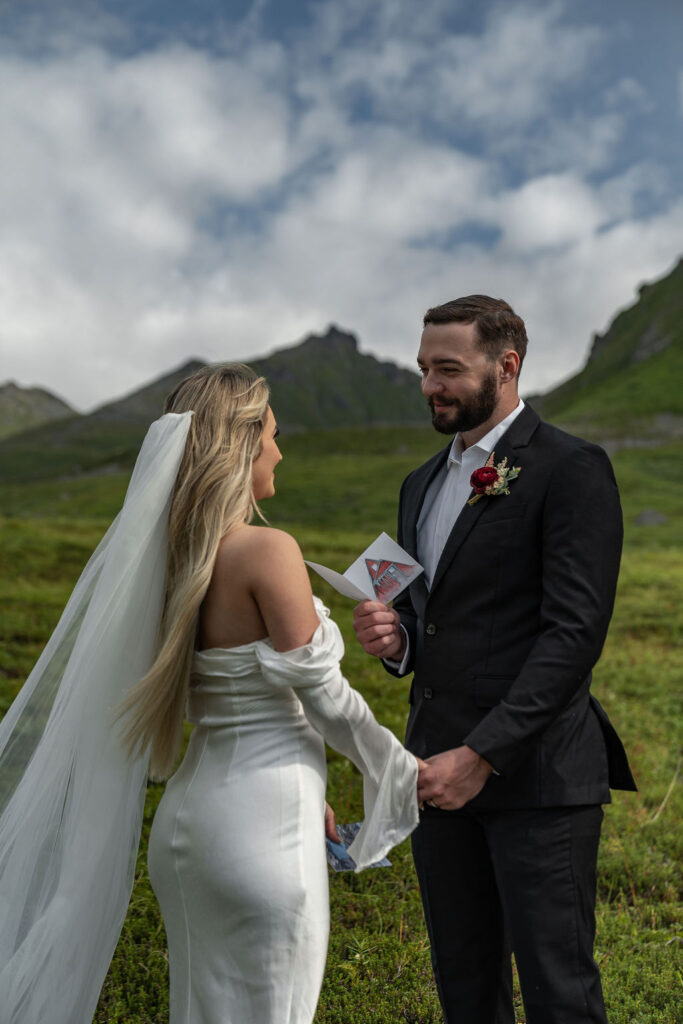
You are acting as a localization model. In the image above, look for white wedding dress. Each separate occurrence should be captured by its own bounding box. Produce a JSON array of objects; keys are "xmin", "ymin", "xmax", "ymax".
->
[{"xmin": 148, "ymin": 597, "xmax": 418, "ymax": 1024}]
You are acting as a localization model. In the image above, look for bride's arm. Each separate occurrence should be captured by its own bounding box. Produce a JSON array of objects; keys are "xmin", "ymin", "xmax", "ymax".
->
[
  {"xmin": 256, "ymin": 629, "xmax": 420, "ymax": 870},
  {"xmin": 249, "ymin": 536, "xmax": 420, "ymax": 869},
  {"xmin": 247, "ymin": 528, "xmax": 319, "ymax": 650},
  {"xmin": 247, "ymin": 529, "xmax": 407, "ymax": 770}
]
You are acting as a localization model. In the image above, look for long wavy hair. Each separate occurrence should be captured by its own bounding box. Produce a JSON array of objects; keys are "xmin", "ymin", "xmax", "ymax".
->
[{"xmin": 117, "ymin": 362, "xmax": 270, "ymax": 779}]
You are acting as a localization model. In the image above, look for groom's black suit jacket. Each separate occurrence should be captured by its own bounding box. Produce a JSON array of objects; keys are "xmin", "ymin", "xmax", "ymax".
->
[{"xmin": 391, "ymin": 404, "xmax": 636, "ymax": 809}]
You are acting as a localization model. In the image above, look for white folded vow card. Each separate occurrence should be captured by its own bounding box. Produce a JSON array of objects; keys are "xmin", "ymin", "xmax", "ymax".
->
[{"xmin": 306, "ymin": 532, "xmax": 423, "ymax": 604}]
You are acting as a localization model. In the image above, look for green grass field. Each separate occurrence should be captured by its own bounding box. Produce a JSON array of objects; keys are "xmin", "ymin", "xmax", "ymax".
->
[{"xmin": 0, "ymin": 430, "xmax": 681, "ymax": 1022}]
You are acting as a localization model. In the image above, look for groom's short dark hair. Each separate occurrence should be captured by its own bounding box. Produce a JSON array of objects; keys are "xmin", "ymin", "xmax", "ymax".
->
[{"xmin": 423, "ymin": 295, "xmax": 528, "ymax": 372}]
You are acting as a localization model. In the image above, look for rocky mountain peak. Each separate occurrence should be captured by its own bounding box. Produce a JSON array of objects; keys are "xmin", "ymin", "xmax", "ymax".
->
[
  {"xmin": 298, "ymin": 325, "xmax": 359, "ymax": 352},
  {"xmin": 0, "ymin": 380, "xmax": 74, "ymax": 441}
]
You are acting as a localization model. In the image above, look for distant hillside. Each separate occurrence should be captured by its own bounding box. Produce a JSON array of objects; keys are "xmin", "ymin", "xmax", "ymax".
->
[
  {"xmin": 251, "ymin": 325, "xmax": 425, "ymax": 430},
  {"xmin": 0, "ymin": 382, "xmax": 74, "ymax": 441},
  {"xmin": 529, "ymin": 258, "xmax": 683, "ymax": 439},
  {"xmin": 81, "ymin": 326, "xmax": 425, "ymax": 431},
  {"xmin": 0, "ymin": 327, "xmax": 426, "ymax": 483}
]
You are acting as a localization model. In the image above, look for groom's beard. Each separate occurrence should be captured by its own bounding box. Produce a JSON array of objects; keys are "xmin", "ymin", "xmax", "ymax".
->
[{"xmin": 429, "ymin": 368, "xmax": 499, "ymax": 435}]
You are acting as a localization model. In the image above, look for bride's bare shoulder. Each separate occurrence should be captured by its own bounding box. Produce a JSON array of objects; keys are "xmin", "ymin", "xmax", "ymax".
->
[
  {"xmin": 218, "ymin": 525, "xmax": 303, "ymax": 561},
  {"xmin": 215, "ymin": 526, "xmax": 306, "ymax": 583}
]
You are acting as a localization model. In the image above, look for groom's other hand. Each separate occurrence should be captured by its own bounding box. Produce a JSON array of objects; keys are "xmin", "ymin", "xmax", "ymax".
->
[
  {"xmin": 417, "ymin": 746, "xmax": 493, "ymax": 810},
  {"xmin": 352, "ymin": 601, "xmax": 406, "ymax": 660}
]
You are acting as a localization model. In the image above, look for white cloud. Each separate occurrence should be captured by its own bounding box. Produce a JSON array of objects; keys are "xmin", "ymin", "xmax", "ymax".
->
[
  {"xmin": 0, "ymin": 35, "xmax": 295, "ymax": 405},
  {"xmin": 0, "ymin": 43, "xmax": 290, "ymax": 211},
  {"xmin": 519, "ymin": 112, "xmax": 625, "ymax": 176},
  {"xmin": 0, "ymin": 1, "xmax": 681, "ymax": 413},
  {"xmin": 106, "ymin": 46, "xmax": 290, "ymax": 200},
  {"xmin": 604, "ymin": 76, "xmax": 651, "ymax": 113},
  {"xmin": 287, "ymin": 133, "xmax": 490, "ymax": 240},
  {"xmin": 337, "ymin": 1, "xmax": 598, "ymax": 128},
  {"xmin": 596, "ymin": 162, "xmax": 670, "ymax": 222},
  {"xmin": 516, "ymin": 202, "xmax": 683, "ymax": 392},
  {"xmin": 493, "ymin": 174, "xmax": 606, "ymax": 252},
  {"xmin": 433, "ymin": 2, "xmax": 603, "ymax": 127}
]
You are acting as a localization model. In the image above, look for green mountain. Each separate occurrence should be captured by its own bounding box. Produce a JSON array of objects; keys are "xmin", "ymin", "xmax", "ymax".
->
[
  {"xmin": 0, "ymin": 382, "xmax": 74, "ymax": 441},
  {"xmin": 530, "ymin": 257, "xmax": 683, "ymax": 438},
  {"xmin": 5, "ymin": 257, "xmax": 681, "ymax": 488},
  {"xmin": 250, "ymin": 325, "xmax": 425, "ymax": 430},
  {"xmin": 0, "ymin": 327, "xmax": 426, "ymax": 483}
]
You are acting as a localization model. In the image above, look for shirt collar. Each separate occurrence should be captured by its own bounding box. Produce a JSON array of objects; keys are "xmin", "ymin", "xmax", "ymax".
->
[{"xmin": 448, "ymin": 399, "xmax": 525, "ymax": 466}]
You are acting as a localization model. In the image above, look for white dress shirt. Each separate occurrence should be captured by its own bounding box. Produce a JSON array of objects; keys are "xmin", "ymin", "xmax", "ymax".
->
[
  {"xmin": 418, "ymin": 400, "xmax": 525, "ymax": 586},
  {"xmin": 387, "ymin": 400, "xmax": 525, "ymax": 674}
]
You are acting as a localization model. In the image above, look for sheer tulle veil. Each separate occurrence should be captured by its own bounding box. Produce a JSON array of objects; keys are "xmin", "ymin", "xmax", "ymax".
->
[{"xmin": 0, "ymin": 411, "xmax": 193, "ymax": 1024}]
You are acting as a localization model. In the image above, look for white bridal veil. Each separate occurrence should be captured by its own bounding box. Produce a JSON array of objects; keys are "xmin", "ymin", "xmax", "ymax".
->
[{"xmin": 0, "ymin": 412, "xmax": 192, "ymax": 1024}]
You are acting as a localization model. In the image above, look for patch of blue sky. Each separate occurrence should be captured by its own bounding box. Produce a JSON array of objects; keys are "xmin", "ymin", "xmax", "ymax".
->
[
  {"xmin": 411, "ymin": 223, "xmax": 502, "ymax": 252},
  {"xmin": 195, "ymin": 198, "xmax": 263, "ymax": 239},
  {"xmin": 92, "ymin": 0, "xmax": 313, "ymax": 52}
]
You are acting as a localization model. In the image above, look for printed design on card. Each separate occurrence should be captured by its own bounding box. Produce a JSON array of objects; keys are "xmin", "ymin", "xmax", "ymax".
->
[
  {"xmin": 365, "ymin": 559, "xmax": 415, "ymax": 602},
  {"xmin": 305, "ymin": 531, "xmax": 423, "ymax": 604}
]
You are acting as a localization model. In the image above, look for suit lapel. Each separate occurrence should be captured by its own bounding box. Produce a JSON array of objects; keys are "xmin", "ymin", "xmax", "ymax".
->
[{"xmin": 428, "ymin": 405, "xmax": 539, "ymax": 596}]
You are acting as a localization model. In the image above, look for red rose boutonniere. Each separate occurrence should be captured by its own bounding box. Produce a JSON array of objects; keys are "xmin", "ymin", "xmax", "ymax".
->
[{"xmin": 468, "ymin": 451, "xmax": 522, "ymax": 505}]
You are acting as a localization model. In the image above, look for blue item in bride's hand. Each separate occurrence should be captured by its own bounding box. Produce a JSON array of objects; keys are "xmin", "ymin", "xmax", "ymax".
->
[{"xmin": 326, "ymin": 822, "xmax": 392, "ymax": 872}]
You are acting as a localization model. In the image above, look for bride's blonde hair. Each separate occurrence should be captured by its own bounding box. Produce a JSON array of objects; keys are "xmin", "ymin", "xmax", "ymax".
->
[{"xmin": 118, "ymin": 362, "xmax": 270, "ymax": 779}]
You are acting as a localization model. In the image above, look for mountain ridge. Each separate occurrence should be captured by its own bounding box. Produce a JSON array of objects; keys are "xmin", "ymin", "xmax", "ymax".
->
[
  {"xmin": 2, "ymin": 257, "xmax": 681, "ymax": 483},
  {"xmin": 527, "ymin": 257, "xmax": 682, "ymax": 440},
  {"xmin": 0, "ymin": 326, "xmax": 427, "ymax": 483},
  {"xmin": 0, "ymin": 382, "xmax": 74, "ymax": 441}
]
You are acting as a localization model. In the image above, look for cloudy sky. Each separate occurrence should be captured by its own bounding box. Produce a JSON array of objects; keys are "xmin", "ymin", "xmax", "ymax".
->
[{"xmin": 1, "ymin": 0, "xmax": 681, "ymax": 411}]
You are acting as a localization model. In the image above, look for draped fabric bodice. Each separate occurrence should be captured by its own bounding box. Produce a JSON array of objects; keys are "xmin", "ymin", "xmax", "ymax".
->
[
  {"xmin": 182, "ymin": 598, "xmax": 418, "ymax": 871},
  {"xmin": 188, "ymin": 650, "xmax": 307, "ymax": 732}
]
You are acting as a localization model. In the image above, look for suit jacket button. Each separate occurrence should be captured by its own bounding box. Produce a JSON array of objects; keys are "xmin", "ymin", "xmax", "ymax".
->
[
  {"xmin": 426, "ymin": 623, "xmax": 437, "ymax": 636},
  {"xmin": 424, "ymin": 688, "xmax": 433, "ymax": 699}
]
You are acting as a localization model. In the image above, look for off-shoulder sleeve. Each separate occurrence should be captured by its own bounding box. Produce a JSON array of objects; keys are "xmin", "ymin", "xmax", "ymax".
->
[{"xmin": 255, "ymin": 598, "xmax": 419, "ymax": 871}]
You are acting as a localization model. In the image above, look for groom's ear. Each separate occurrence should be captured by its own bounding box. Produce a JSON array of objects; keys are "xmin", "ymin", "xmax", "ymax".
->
[{"xmin": 499, "ymin": 349, "xmax": 520, "ymax": 383}]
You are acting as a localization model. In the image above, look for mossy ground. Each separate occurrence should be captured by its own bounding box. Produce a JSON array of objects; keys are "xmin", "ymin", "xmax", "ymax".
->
[{"xmin": 0, "ymin": 432, "xmax": 680, "ymax": 1022}]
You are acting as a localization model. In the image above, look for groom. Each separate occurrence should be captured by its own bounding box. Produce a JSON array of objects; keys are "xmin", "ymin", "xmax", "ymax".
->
[{"xmin": 353, "ymin": 295, "xmax": 636, "ymax": 1024}]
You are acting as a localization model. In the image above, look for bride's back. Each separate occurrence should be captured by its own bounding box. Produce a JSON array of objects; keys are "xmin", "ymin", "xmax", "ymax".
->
[
  {"xmin": 197, "ymin": 524, "xmax": 319, "ymax": 654},
  {"xmin": 197, "ymin": 525, "xmax": 269, "ymax": 650}
]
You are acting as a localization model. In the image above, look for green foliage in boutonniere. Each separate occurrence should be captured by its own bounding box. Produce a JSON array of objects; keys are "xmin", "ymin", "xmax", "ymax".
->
[{"xmin": 468, "ymin": 451, "xmax": 522, "ymax": 505}]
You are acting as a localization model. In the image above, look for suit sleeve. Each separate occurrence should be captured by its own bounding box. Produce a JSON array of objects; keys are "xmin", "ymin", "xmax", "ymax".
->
[{"xmin": 464, "ymin": 444, "xmax": 623, "ymax": 775}]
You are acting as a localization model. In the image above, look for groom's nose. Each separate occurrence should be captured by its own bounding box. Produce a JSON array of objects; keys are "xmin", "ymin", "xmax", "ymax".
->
[{"xmin": 421, "ymin": 371, "xmax": 444, "ymax": 396}]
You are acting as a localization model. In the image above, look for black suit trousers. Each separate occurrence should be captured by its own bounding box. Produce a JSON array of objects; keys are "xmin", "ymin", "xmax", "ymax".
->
[{"xmin": 411, "ymin": 804, "xmax": 607, "ymax": 1024}]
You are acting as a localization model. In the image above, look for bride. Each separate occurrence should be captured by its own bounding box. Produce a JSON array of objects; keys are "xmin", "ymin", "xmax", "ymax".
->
[{"xmin": 0, "ymin": 363, "xmax": 420, "ymax": 1024}]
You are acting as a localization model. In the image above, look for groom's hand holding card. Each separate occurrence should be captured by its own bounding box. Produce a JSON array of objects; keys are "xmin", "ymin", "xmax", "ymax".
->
[
  {"xmin": 305, "ymin": 531, "xmax": 423, "ymax": 604},
  {"xmin": 307, "ymin": 532, "xmax": 422, "ymax": 662}
]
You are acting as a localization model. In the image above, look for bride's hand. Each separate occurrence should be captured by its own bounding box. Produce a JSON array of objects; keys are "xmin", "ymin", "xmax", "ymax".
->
[{"xmin": 324, "ymin": 801, "xmax": 340, "ymax": 842}]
